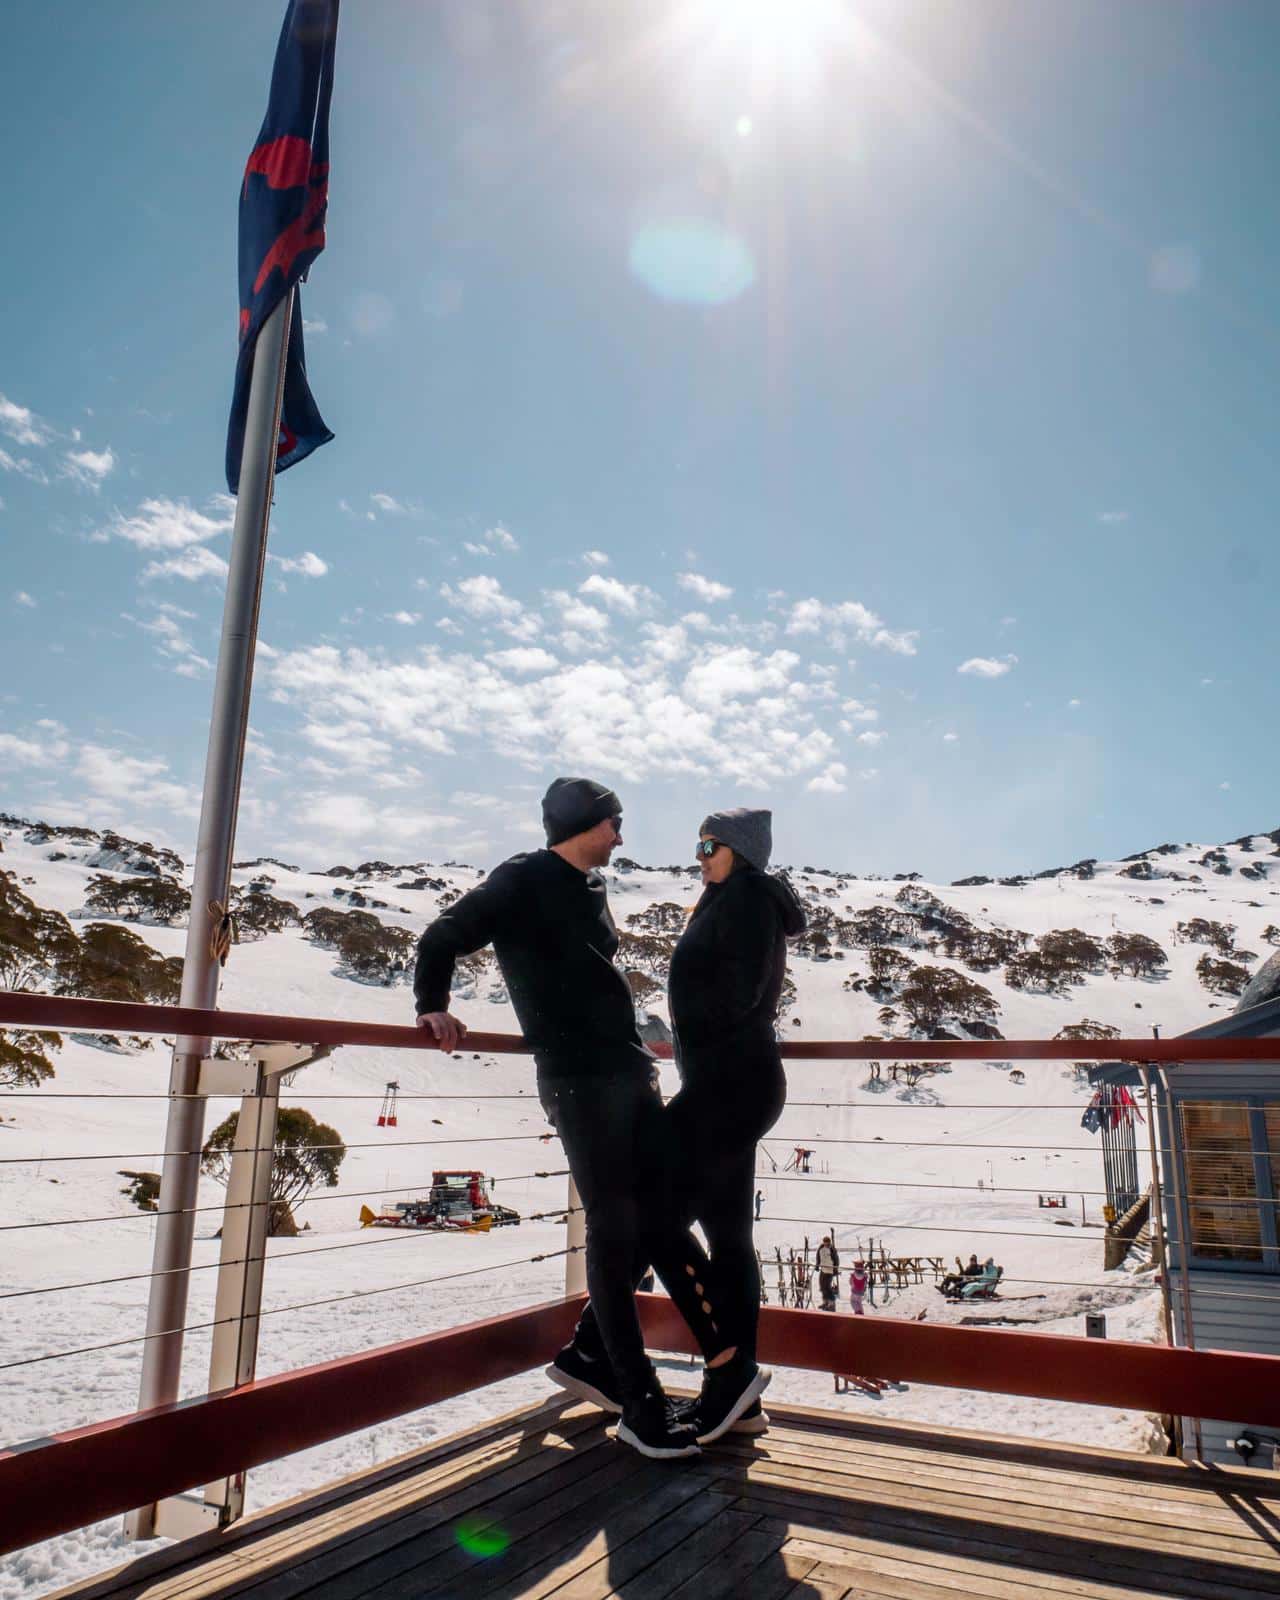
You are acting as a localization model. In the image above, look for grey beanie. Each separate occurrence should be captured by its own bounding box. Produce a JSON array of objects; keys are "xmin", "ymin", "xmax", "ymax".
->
[
  {"xmin": 542, "ymin": 776, "xmax": 622, "ymax": 846},
  {"xmin": 701, "ymin": 807, "xmax": 772, "ymax": 872}
]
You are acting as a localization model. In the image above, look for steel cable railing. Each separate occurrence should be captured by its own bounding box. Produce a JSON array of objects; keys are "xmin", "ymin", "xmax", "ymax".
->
[
  {"xmin": 0, "ymin": 1244, "xmax": 582, "ymax": 1374},
  {"xmin": 4, "ymin": 986, "xmax": 1280, "ymax": 1488},
  {"xmin": 0, "ymin": 1169, "xmax": 572, "ymax": 1234},
  {"xmin": 0, "ymin": 1203, "xmax": 585, "ymax": 1303}
]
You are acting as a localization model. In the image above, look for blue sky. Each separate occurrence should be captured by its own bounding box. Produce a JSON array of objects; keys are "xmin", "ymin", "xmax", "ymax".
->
[{"xmin": 2, "ymin": 0, "xmax": 1277, "ymax": 879}]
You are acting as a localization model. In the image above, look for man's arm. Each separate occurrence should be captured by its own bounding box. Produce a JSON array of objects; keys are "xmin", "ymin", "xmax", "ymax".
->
[{"xmin": 413, "ymin": 874, "xmax": 511, "ymax": 1050}]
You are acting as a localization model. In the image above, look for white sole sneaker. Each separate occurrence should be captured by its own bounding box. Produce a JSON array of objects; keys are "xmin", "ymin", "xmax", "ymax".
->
[
  {"xmin": 544, "ymin": 1362, "xmax": 623, "ymax": 1415},
  {"xmin": 696, "ymin": 1366, "xmax": 772, "ymax": 1445},
  {"xmin": 614, "ymin": 1420, "xmax": 701, "ymax": 1460},
  {"xmin": 732, "ymin": 1407, "xmax": 770, "ymax": 1435}
]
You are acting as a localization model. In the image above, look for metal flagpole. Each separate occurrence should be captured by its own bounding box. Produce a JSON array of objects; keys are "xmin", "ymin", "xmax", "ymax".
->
[{"xmin": 127, "ymin": 289, "xmax": 294, "ymax": 1540}]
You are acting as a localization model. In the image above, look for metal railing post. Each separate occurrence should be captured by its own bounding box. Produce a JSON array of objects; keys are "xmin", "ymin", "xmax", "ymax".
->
[{"xmin": 565, "ymin": 1176, "xmax": 586, "ymax": 1296}]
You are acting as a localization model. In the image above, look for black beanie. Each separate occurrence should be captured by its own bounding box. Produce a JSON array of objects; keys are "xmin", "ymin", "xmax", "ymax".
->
[{"xmin": 542, "ymin": 776, "xmax": 622, "ymax": 846}]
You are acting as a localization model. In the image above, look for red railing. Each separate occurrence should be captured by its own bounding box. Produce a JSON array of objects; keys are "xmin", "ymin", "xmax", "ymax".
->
[{"xmin": 4, "ymin": 989, "xmax": 1280, "ymax": 1559}]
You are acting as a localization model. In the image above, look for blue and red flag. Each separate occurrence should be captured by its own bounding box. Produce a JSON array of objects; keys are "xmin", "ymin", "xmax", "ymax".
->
[{"xmin": 226, "ymin": 0, "xmax": 339, "ymax": 494}]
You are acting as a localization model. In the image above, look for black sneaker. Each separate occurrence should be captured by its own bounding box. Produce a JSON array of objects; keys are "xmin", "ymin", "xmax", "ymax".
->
[
  {"xmin": 691, "ymin": 1357, "xmax": 771, "ymax": 1445},
  {"xmin": 672, "ymin": 1395, "xmax": 769, "ymax": 1436},
  {"xmin": 545, "ymin": 1343, "xmax": 623, "ymax": 1414},
  {"xmin": 615, "ymin": 1387, "xmax": 701, "ymax": 1461}
]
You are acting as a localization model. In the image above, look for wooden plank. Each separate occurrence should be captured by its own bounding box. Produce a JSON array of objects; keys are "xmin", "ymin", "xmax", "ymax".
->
[
  {"xmin": 780, "ymin": 1577, "xmax": 848, "ymax": 1600},
  {"xmin": 441, "ymin": 1469, "xmax": 718, "ymax": 1600},
  {"xmin": 779, "ymin": 1535, "xmax": 1173, "ymax": 1600},
  {"xmin": 742, "ymin": 1411, "xmax": 1280, "ymax": 1511},
  {"xmin": 805, "ymin": 1555, "xmax": 1106, "ymax": 1600},
  {"xmin": 398, "ymin": 1454, "xmax": 686, "ymax": 1600},
  {"xmin": 721, "ymin": 1485, "xmax": 1280, "ymax": 1600},
  {"xmin": 710, "ymin": 1434, "xmax": 1280, "ymax": 1549},
  {"xmin": 255, "ymin": 1429, "xmax": 645, "ymax": 1600},
  {"xmin": 661, "ymin": 1524, "xmax": 799, "ymax": 1600},
  {"xmin": 712, "ymin": 1455, "xmax": 1280, "ymax": 1569},
  {"xmin": 129, "ymin": 1409, "xmax": 612, "ymax": 1600},
  {"xmin": 613, "ymin": 1509, "xmax": 761, "ymax": 1600},
  {"xmin": 749, "ymin": 1402, "xmax": 1280, "ymax": 1499},
  {"xmin": 541, "ymin": 1490, "xmax": 737, "ymax": 1600},
  {"xmin": 40, "ymin": 1399, "xmax": 594, "ymax": 1600}
]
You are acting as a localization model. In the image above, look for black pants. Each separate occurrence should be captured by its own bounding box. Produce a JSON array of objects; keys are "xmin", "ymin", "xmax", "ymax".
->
[
  {"xmin": 539, "ymin": 1068, "xmax": 720, "ymax": 1399},
  {"xmin": 664, "ymin": 1044, "xmax": 787, "ymax": 1366}
]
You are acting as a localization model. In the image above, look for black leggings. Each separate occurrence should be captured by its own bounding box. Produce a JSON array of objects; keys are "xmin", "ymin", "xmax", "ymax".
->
[
  {"xmin": 666, "ymin": 1048, "xmax": 786, "ymax": 1366},
  {"xmin": 539, "ymin": 1069, "xmax": 722, "ymax": 1398}
]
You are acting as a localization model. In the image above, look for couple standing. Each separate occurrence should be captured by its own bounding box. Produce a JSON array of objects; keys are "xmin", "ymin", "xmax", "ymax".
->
[{"xmin": 414, "ymin": 776, "xmax": 806, "ymax": 1459}]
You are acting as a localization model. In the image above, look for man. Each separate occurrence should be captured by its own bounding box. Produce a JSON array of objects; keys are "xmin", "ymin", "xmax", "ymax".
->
[
  {"xmin": 817, "ymin": 1235, "xmax": 839, "ymax": 1312},
  {"xmin": 414, "ymin": 776, "xmax": 700, "ymax": 1460}
]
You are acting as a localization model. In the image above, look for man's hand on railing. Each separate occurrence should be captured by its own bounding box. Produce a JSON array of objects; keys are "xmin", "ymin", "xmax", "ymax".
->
[{"xmin": 416, "ymin": 1012, "xmax": 468, "ymax": 1052}]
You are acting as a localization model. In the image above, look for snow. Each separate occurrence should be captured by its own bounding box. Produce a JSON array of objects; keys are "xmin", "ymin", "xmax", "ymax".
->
[{"xmin": 2, "ymin": 822, "xmax": 1278, "ymax": 1596}]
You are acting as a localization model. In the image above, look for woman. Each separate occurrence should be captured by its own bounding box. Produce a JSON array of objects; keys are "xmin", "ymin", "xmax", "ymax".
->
[{"xmin": 665, "ymin": 805, "xmax": 806, "ymax": 1442}]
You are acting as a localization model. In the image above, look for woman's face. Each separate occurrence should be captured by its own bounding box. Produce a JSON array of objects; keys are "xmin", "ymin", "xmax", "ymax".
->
[{"xmin": 698, "ymin": 832, "xmax": 735, "ymax": 886}]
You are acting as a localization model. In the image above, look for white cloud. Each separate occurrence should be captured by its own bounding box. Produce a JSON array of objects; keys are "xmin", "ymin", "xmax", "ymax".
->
[
  {"xmin": 302, "ymin": 317, "xmax": 329, "ymax": 335},
  {"xmin": 0, "ymin": 728, "xmax": 69, "ymax": 766},
  {"xmin": 856, "ymin": 729, "xmax": 887, "ymax": 746},
  {"xmin": 683, "ymin": 646, "xmax": 800, "ymax": 707},
  {"xmin": 486, "ymin": 524, "xmax": 518, "ymax": 553},
  {"xmin": 142, "ymin": 545, "xmax": 230, "ymax": 584},
  {"xmin": 1219, "ymin": 781, "xmax": 1231, "ymax": 791},
  {"xmin": 388, "ymin": 610, "xmax": 421, "ymax": 626},
  {"xmin": 0, "ymin": 446, "xmax": 49, "ymax": 483},
  {"xmin": 943, "ymin": 731, "xmax": 958, "ymax": 742},
  {"xmin": 13, "ymin": 590, "xmax": 36, "ymax": 608},
  {"xmin": 581, "ymin": 550, "xmax": 610, "ymax": 568},
  {"xmin": 579, "ymin": 574, "xmax": 654, "ymax": 615},
  {"xmin": 370, "ymin": 492, "xmax": 408, "ymax": 515},
  {"xmin": 265, "ymin": 633, "xmax": 845, "ymax": 792},
  {"xmin": 806, "ymin": 763, "xmax": 848, "ymax": 794},
  {"xmin": 785, "ymin": 598, "xmax": 918, "ymax": 656},
  {"xmin": 62, "ymin": 446, "xmax": 115, "ymax": 489},
  {"xmin": 0, "ymin": 393, "xmax": 51, "ymax": 448},
  {"xmin": 678, "ymin": 572, "xmax": 733, "ymax": 604},
  {"xmin": 99, "ymin": 496, "xmax": 233, "ymax": 552},
  {"xmin": 487, "ymin": 646, "xmax": 558, "ymax": 675},
  {"xmin": 958, "ymin": 654, "xmax": 1018, "ymax": 678},
  {"xmin": 1098, "ymin": 510, "xmax": 1130, "ymax": 525},
  {"xmin": 1067, "ymin": 698, "xmax": 1081, "ymax": 709},
  {"xmin": 271, "ymin": 550, "xmax": 328, "ymax": 577},
  {"xmin": 76, "ymin": 743, "xmax": 198, "ymax": 816},
  {"xmin": 128, "ymin": 603, "xmax": 213, "ymax": 675},
  {"xmin": 840, "ymin": 699, "xmax": 878, "ymax": 723},
  {"xmin": 548, "ymin": 590, "xmax": 609, "ymax": 645},
  {"xmin": 441, "ymin": 574, "xmax": 528, "ymax": 628}
]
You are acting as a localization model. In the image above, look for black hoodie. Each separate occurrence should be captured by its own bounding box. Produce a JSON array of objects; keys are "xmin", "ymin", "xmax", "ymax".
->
[{"xmin": 667, "ymin": 867, "xmax": 807, "ymax": 1072}]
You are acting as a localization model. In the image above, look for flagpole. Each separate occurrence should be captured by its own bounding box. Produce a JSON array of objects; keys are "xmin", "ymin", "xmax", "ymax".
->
[{"xmin": 127, "ymin": 289, "xmax": 294, "ymax": 1540}]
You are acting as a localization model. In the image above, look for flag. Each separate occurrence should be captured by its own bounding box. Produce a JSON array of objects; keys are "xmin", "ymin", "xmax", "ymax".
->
[{"xmin": 226, "ymin": 0, "xmax": 339, "ymax": 494}]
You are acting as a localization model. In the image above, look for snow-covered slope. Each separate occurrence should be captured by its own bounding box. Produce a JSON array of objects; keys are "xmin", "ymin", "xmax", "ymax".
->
[{"xmin": 2, "ymin": 816, "xmax": 1277, "ymax": 1597}]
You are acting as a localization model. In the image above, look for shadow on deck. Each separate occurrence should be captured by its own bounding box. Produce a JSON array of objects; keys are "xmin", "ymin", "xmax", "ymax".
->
[{"xmin": 49, "ymin": 1397, "xmax": 1280, "ymax": 1600}]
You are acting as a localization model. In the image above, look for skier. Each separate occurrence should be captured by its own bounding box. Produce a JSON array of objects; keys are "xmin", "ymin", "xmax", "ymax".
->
[
  {"xmin": 817, "ymin": 1236, "xmax": 840, "ymax": 1311},
  {"xmin": 849, "ymin": 1260, "xmax": 868, "ymax": 1316}
]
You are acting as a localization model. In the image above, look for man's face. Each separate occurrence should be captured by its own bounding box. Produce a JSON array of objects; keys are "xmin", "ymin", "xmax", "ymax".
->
[{"xmin": 582, "ymin": 813, "xmax": 623, "ymax": 868}]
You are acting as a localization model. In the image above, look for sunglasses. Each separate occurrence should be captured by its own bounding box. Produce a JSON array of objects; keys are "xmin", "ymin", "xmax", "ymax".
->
[{"xmin": 695, "ymin": 839, "xmax": 724, "ymax": 860}]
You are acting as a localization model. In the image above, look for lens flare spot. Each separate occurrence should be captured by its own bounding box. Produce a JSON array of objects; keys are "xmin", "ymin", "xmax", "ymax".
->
[
  {"xmin": 454, "ymin": 1517, "xmax": 510, "ymax": 1558},
  {"xmin": 629, "ymin": 219, "xmax": 756, "ymax": 306},
  {"xmin": 736, "ymin": 115, "xmax": 753, "ymax": 137}
]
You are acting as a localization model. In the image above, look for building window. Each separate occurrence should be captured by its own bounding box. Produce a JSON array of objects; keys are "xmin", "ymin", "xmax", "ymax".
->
[{"xmin": 1180, "ymin": 1100, "xmax": 1279, "ymax": 1269}]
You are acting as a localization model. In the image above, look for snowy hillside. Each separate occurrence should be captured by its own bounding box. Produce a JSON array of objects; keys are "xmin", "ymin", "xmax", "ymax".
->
[{"xmin": 2, "ymin": 813, "xmax": 1278, "ymax": 1598}]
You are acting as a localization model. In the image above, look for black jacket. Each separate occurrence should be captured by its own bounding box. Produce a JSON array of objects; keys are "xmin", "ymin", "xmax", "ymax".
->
[
  {"xmin": 413, "ymin": 849, "xmax": 650, "ymax": 1078},
  {"xmin": 667, "ymin": 868, "xmax": 807, "ymax": 1071}
]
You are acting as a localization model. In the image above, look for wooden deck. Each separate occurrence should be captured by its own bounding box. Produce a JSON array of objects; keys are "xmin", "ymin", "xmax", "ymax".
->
[{"xmin": 54, "ymin": 1396, "xmax": 1280, "ymax": 1600}]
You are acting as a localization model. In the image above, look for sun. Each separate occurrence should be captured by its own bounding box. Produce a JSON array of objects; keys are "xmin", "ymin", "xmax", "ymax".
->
[{"xmin": 686, "ymin": 0, "xmax": 845, "ymax": 60}]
